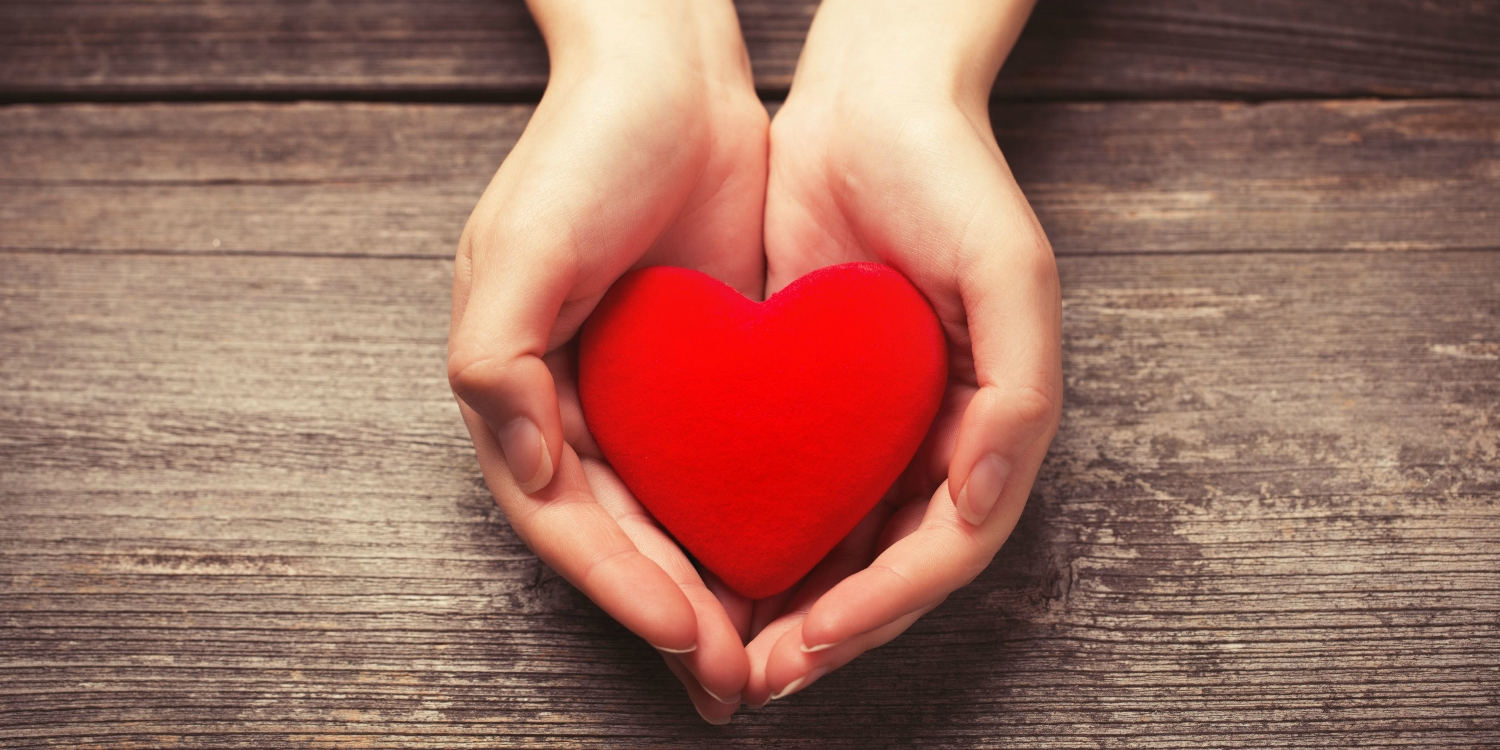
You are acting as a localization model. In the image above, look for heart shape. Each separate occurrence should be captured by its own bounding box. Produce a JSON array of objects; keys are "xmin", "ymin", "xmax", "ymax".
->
[{"xmin": 578, "ymin": 263, "xmax": 947, "ymax": 598}]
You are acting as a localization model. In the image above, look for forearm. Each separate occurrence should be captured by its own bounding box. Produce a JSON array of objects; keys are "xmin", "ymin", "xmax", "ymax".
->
[
  {"xmin": 793, "ymin": 0, "xmax": 1036, "ymax": 112},
  {"xmin": 526, "ymin": 0, "xmax": 754, "ymax": 90}
]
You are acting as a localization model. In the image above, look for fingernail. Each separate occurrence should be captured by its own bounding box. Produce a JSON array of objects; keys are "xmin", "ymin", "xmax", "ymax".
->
[
  {"xmin": 652, "ymin": 643, "xmax": 698, "ymax": 654},
  {"xmin": 769, "ymin": 667, "xmax": 830, "ymax": 701},
  {"xmin": 702, "ymin": 687, "xmax": 741, "ymax": 705},
  {"xmin": 497, "ymin": 418, "xmax": 552, "ymax": 494},
  {"xmin": 799, "ymin": 640, "xmax": 839, "ymax": 654},
  {"xmin": 694, "ymin": 702, "xmax": 732, "ymax": 726},
  {"xmin": 956, "ymin": 454, "xmax": 1009, "ymax": 526}
]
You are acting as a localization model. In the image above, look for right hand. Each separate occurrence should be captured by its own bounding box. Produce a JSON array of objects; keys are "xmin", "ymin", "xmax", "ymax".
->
[{"xmin": 446, "ymin": 0, "xmax": 767, "ymax": 723}]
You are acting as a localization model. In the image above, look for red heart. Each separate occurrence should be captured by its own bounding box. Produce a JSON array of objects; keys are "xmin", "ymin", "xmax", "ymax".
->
[{"xmin": 578, "ymin": 263, "xmax": 947, "ymax": 599}]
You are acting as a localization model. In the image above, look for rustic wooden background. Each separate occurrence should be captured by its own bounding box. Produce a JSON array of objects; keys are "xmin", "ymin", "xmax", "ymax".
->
[{"xmin": 3, "ymin": 1, "xmax": 1498, "ymax": 747}]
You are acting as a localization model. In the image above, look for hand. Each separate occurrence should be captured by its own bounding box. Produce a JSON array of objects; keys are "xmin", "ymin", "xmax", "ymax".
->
[
  {"xmin": 445, "ymin": 0, "xmax": 767, "ymax": 723},
  {"xmin": 739, "ymin": 0, "xmax": 1062, "ymax": 705}
]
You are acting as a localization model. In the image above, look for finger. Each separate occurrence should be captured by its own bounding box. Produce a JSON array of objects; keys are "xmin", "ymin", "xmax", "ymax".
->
[
  {"xmin": 948, "ymin": 229, "xmax": 1062, "ymax": 525},
  {"xmin": 762, "ymin": 601, "xmax": 942, "ymax": 702},
  {"xmin": 546, "ymin": 346, "xmax": 603, "ymax": 459},
  {"xmin": 742, "ymin": 502, "xmax": 892, "ymax": 708},
  {"xmin": 448, "ymin": 230, "xmax": 572, "ymax": 495},
  {"xmin": 875, "ymin": 497, "xmax": 928, "ymax": 555},
  {"xmin": 661, "ymin": 653, "xmax": 740, "ymax": 726},
  {"xmin": 703, "ymin": 569, "xmax": 754, "ymax": 645},
  {"xmin": 584, "ymin": 460, "xmax": 749, "ymax": 705},
  {"xmin": 796, "ymin": 479, "xmax": 1034, "ymax": 655},
  {"xmin": 463, "ymin": 411, "xmax": 698, "ymax": 652},
  {"xmin": 742, "ymin": 601, "xmax": 800, "ymax": 709},
  {"xmin": 673, "ymin": 582, "xmax": 751, "ymax": 707},
  {"xmin": 748, "ymin": 589, "xmax": 795, "ymax": 642},
  {"xmin": 897, "ymin": 383, "xmax": 971, "ymax": 501}
]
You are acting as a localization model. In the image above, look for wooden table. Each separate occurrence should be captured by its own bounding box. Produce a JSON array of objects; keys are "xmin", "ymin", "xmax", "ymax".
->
[{"xmin": 3, "ymin": 2, "xmax": 1498, "ymax": 746}]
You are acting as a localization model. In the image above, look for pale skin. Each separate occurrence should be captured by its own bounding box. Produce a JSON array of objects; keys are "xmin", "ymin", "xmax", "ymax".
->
[{"xmin": 447, "ymin": 0, "xmax": 1061, "ymax": 725}]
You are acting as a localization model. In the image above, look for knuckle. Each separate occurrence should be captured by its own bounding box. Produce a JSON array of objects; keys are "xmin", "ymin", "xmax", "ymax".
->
[
  {"xmin": 454, "ymin": 227, "xmax": 475, "ymax": 262},
  {"xmin": 938, "ymin": 525, "xmax": 991, "ymax": 583},
  {"xmin": 576, "ymin": 546, "xmax": 637, "ymax": 591},
  {"xmin": 872, "ymin": 561, "xmax": 919, "ymax": 595},
  {"xmin": 1008, "ymin": 383, "xmax": 1059, "ymax": 431},
  {"xmin": 1017, "ymin": 239, "xmax": 1059, "ymax": 283},
  {"xmin": 446, "ymin": 347, "xmax": 504, "ymax": 399}
]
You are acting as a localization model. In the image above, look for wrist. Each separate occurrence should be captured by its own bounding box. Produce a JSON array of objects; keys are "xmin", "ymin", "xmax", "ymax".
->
[
  {"xmin": 789, "ymin": 0, "xmax": 1035, "ymax": 116},
  {"xmin": 529, "ymin": 0, "xmax": 754, "ymax": 95}
]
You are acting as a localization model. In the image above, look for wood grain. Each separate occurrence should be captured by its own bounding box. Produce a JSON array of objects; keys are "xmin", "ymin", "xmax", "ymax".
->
[
  {"xmin": 3, "ymin": 0, "xmax": 1498, "ymax": 100},
  {"xmin": 2, "ymin": 249, "xmax": 1497, "ymax": 747},
  {"xmin": 3, "ymin": 1, "xmax": 1499, "ymax": 737},
  {"xmin": 3, "ymin": 99, "xmax": 1497, "ymax": 259}
]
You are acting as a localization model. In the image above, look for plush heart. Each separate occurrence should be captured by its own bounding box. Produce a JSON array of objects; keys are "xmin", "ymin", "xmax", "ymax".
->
[{"xmin": 578, "ymin": 263, "xmax": 947, "ymax": 599}]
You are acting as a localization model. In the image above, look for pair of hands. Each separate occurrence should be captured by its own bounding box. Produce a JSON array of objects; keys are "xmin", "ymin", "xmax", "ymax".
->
[{"xmin": 447, "ymin": 0, "xmax": 1060, "ymax": 724}]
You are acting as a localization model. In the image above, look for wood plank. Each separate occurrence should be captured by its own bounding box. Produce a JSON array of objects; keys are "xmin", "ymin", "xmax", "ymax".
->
[
  {"xmin": 2, "ymin": 0, "xmax": 1498, "ymax": 100},
  {"xmin": 2, "ymin": 249, "xmax": 1497, "ymax": 746},
  {"xmin": 3, "ymin": 99, "xmax": 1497, "ymax": 259}
]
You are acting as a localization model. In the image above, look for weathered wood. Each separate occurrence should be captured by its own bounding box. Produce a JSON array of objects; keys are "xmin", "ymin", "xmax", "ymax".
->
[
  {"xmin": 2, "ymin": 249, "xmax": 1496, "ymax": 747},
  {"xmin": 3, "ymin": 0, "xmax": 1498, "ymax": 100},
  {"xmin": 3, "ymin": 99, "xmax": 1498, "ymax": 259}
]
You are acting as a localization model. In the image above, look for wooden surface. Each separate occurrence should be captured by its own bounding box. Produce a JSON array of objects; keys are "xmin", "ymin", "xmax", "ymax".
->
[
  {"xmin": 2, "ymin": 0, "xmax": 1499, "ymax": 747},
  {"xmin": 3, "ymin": 0, "xmax": 1500, "ymax": 100},
  {"xmin": 4, "ymin": 99, "xmax": 1497, "ymax": 258},
  {"xmin": 3, "ymin": 248, "xmax": 1497, "ymax": 747}
]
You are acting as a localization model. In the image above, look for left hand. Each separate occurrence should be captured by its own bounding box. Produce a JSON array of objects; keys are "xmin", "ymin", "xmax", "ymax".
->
[{"xmin": 735, "ymin": 0, "xmax": 1063, "ymax": 706}]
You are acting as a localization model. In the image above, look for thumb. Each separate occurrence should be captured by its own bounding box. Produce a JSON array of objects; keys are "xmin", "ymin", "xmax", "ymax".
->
[
  {"xmin": 948, "ymin": 236, "xmax": 1062, "ymax": 527},
  {"xmin": 447, "ymin": 232, "xmax": 574, "ymax": 495}
]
